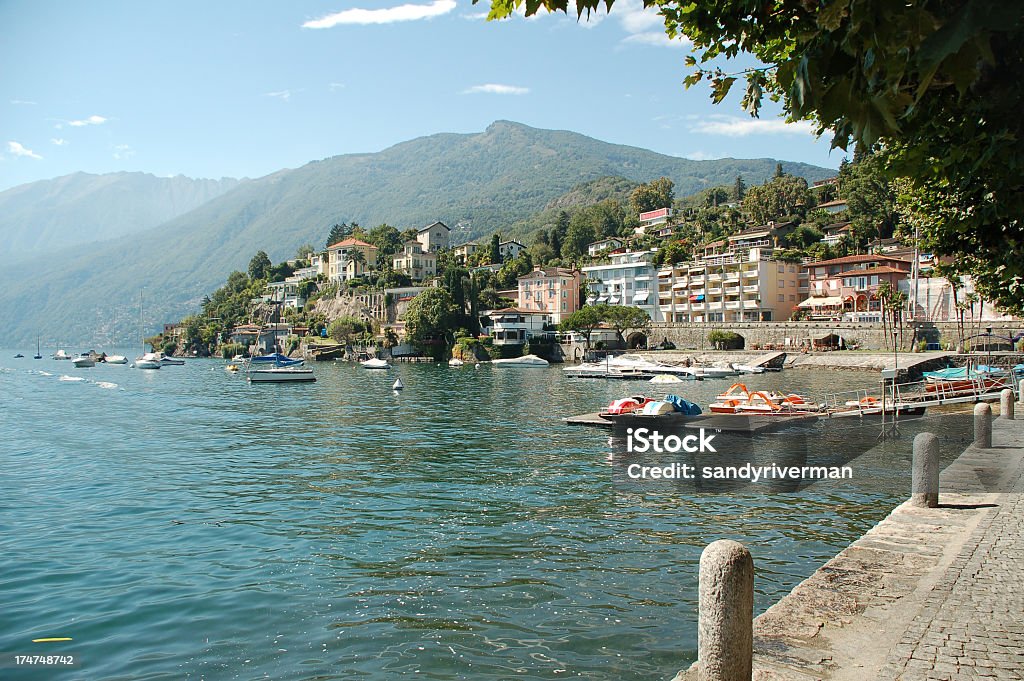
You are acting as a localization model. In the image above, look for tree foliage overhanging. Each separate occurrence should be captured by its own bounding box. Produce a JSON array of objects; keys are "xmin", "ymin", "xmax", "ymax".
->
[{"xmin": 480, "ymin": 0, "xmax": 1024, "ymax": 313}]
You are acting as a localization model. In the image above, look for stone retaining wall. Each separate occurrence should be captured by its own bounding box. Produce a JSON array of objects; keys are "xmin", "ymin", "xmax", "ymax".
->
[{"xmin": 643, "ymin": 321, "xmax": 1019, "ymax": 352}]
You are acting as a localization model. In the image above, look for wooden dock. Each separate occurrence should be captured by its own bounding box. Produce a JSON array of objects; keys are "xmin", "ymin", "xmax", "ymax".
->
[{"xmin": 564, "ymin": 411, "xmax": 820, "ymax": 433}]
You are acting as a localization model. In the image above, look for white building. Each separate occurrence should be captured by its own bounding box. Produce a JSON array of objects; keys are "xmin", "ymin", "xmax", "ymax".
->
[
  {"xmin": 587, "ymin": 237, "xmax": 624, "ymax": 257},
  {"xmin": 499, "ymin": 239, "xmax": 526, "ymax": 261},
  {"xmin": 635, "ymin": 207, "xmax": 672, "ymax": 235},
  {"xmin": 416, "ymin": 221, "xmax": 450, "ymax": 253},
  {"xmin": 482, "ymin": 308, "xmax": 554, "ymax": 346},
  {"xmin": 581, "ymin": 250, "xmax": 662, "ymax": 322}
]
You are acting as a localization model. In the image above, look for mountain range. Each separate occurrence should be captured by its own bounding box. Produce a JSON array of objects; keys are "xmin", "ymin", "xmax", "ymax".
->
[
  {"xmin": 0, "ymin": 120, "xmax": 836, "ymax": 347},
  {"xmin": 0, "ymin": 172, "xmax": 240, "ymax": 261}
]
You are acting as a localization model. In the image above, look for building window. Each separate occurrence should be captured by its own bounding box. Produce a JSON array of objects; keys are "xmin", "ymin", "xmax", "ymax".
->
[
  {"xmin": 778, "ymin": 264, "xmax": 785, "ymax": 273},
  {"xmin": 778, "ymin": 294, "xmax": 785, "ymax": 302},
  {"xmin": 778, "ymin": 280, "xmax": 785, "ymax": 288}
]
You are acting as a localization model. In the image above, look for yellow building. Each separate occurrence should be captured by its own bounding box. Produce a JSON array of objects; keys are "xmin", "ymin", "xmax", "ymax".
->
[
  {"xmin": 393, "ymin": 241, "xmax": 437, "ymax": 282},
  {"xmin": 326, "ymin": 238, "xmax": 379, "ymax": 282},
  {"xmin": 657, "ymin": 247, "xmax": 801, "ymax": 322}
]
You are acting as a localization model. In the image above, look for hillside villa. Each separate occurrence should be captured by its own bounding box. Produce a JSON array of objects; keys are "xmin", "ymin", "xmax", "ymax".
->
[
  {"xmin": 416, "ymin": 221, "xmax": 450, "ymax": 253},
  {"xmin": 327, "ymin": 238, "xmax": 379, "ymax": 282},
  {"xmin": 516, "ymin": 267, "xmax": 582, "ymax": 324},
  {"xmin": 393, "ymin": 241, "xmax": 438, "ymax": 282}
]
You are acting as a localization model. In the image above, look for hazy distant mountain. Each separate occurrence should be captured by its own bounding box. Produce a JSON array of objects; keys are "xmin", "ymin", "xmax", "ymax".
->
[
  {"xmin": 0, "ymin": 172, "xmax": 241, "ymax": 260},
  {"xmin": 0, "ymin": 121, "xmax": 835, "ymax": 346}
]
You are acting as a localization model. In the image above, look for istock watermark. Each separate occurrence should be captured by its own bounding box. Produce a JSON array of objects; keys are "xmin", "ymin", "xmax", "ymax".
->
[{"xmin": 626, "ymin": 427, "xmax": 717, "ymax": 453}]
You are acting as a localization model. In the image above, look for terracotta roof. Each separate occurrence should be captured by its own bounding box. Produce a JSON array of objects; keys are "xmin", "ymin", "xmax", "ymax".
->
[
  {"xmin": 817, "ymin": 199, "xmax": 849, "ymax": 208},
  {"xmin": 806, "ymin": 253, "xmax": 911, "ymax": 267},
  {"xmin": 327, "ymin": 238, "xmax": 377, "ymax": 249}
]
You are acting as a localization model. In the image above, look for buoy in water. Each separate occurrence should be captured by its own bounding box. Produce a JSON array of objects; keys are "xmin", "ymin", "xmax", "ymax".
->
[{"xmin": 393, "ymin": 378, "xmax": 404, "ymax": 390}]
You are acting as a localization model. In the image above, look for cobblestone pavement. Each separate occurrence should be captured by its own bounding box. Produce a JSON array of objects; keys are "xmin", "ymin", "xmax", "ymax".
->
[
  {"xmin": 881, "ymin": 438, "xmax": 1024, "ymax": 681},
  {"xmin": 674, "ymin": 415, "xmax": 1024, "ymax": 681}
]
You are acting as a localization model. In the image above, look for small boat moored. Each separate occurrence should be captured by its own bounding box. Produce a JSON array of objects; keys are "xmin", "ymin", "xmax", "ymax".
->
[
  {"xmin": 448, "ymin": 358, "xmax": 465, "ymax": 367},
  {"xmin": 72, "ymin": 354, "xmax": 96, "ymax": 368},
  {"xmin": 53, "ymin": 349, "xmax": 71, "ymax": 360},
  {"xmin": 492, "ymin": 354, "xmax": 549, "ymax": 367},
  {"xmin": 248, "ymin": 367, "xmax": 316, "ymax": 383},
  {"xmin": 105, "ymin": 355, "xmax": 128, "ymax": 364},
  {"xmin": 362, "ymin": 357, "xmax": 391, "ymax": 369},
  {"xmin": 135, "ymin": 352, "xmax": 163, "ymax": 370}
]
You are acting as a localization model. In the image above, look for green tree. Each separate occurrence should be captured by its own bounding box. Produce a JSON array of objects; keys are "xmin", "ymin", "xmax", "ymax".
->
[
  {"xmin": 478, "ymin": 288, "xmax": 515, "ymax": 311},
  {"xmin": 742, "ymin": 175, "xmax": 811, "ymax": 225},
  {"xmin": 482, "ymin": 0, "xmax": 1024, "ymax": 314},
  {"xmin": 326, "ymin": 223, "xmax": 348, "ymax": 248},
  {"xmin": 604, "ymin": 306, "xmax": 651, "ymax": 346},
  {"xmin": 559, "ymin": 304, "xmax": 609, "ymax": 349},
  {"xmin": 733, "ymin": 175, "xmax": 746, "ymax": 201},
  {"xmin": 295, "ymin": 244, "xmax": 316, "ymax": 260},
  {"xmin": 366, "ymin": 223, "xmax": 404, "ymax": 258},
  {"xmin": 328, "ymin": 316, "xmax": 368, "ymax": 344},
  {"xmin": 562, "ymin": 212, "xmax": 597, "ymax": 260},
  {"xmin": 405, "ymin": 288, "xmax": 459, "ymax": 348},
  {"xmin": 248, "ymin": 251, "xmax": 272, "ymax": 280},
  {"xmin": 839, "ymin": 149, "xmax": 900, "ymax": 244},
  {"xmin": 489, "ymin": 233, "xmax": 501, "ymax": 265},
  {"xmin": 629, "ymin": 177, "xmax": 674, "ymax": 215}
]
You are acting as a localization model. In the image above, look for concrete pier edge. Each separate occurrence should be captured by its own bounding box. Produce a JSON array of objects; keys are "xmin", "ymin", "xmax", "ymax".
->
[{"xmin": 673, "ymin": 416, "xmax": 1024, "ymax": 681}]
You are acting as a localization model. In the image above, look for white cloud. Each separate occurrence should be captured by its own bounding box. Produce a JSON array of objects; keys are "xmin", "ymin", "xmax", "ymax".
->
[
  {"xmin": 264, "ymin": 90, "xmax": 292, "ymax": 101},
  {"xmin": 113, "ymin": 144, "xmax": 135, "ymax": 160},
  {"xmin": 69, "ymin": 114, "xmax": 107, "ymax": 127},
  {"xmin": 11, "ymin": 99, "xmax": 37, "ymax": 105},
  {"xmin": 461, "ymin": 11, "xmax": 489, "ymax": 20},
  {"xmin": 690, "ymin": 115, "xmax": 817, "ymax": 137},
  {"xmin": 329, "ymin": 82, "xmax": 346, "ymax": 91},
  {"xmin": 51, "ymin": 138, "xmax": 67, "ymax": 146},
  {"xmin": 461, "ymin": 83, "xmax": 530, "ymax": 95},
  {"xmin": 8, "ymin": 141, "xmax": 42, "ymax": 160},
  {"xmin": 622, "ymin": 31, "xmax": 690, "ymax": 48},
  {"xmin": 684, "ymin": 150, "xmax": 722, "ymax": 161},
  {"xmin": 303, "ymin": 0, "xmax": 456, "ymax": 28}
]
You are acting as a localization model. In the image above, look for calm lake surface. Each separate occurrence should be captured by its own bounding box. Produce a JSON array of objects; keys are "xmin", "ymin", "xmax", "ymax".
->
[{"xmin": 0, "ymin": 354, "xmax": 975, "ymax": 680}]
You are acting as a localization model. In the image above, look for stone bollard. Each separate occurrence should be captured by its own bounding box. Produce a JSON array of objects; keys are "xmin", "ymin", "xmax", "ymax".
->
[
  {"xmin": 1001, "ymin": 389, "xmax": 1015, "ymax": 420},
  {"xmin": 974, "ymin": 402, "xmax": 992, "ymax": 448},
  {"xmin": 698, "ymin": 540, "xmax": 753, "ymax": 681},
  {"xmin": 911, "ymin": 432, "xmax": 940, "ymax": 508}
]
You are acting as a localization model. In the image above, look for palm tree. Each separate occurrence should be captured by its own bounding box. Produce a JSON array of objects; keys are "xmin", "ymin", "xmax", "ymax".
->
[{"xmin": 347, "ymin": 249, "xmax": 367, "ymax": 278}]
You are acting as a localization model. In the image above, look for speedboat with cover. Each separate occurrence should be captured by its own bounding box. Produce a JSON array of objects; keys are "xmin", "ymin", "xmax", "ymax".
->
[{"xmin": 492, "ymin": 354, "xmax": 549, "ymax": 367}]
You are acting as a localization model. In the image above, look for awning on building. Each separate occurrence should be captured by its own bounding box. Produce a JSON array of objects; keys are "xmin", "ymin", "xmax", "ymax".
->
[
  {"xmin": 633, "ymin": 292, "xmax": 650, "ymax": 303},
  {"xmin": 596, "ymin": 295, "xmax": 608, "ymax": 303},
  {"xmin": 672, "ymin": 281, "xmax": 689, "ymax": 289},
  {"xmin": 797, "ymin": 295, "xmax": 843, "ymax": 308},
  {"xmin": 609, "ymin": 296, "xmax": 620, "ymax": 304}
]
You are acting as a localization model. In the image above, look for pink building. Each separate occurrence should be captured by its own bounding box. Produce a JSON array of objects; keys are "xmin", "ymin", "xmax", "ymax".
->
[
  {"xmin": 516, "ymin": 267, "xmax": 582, "ymax": 324},
  {"xmin": 800, "ymin": 254, "xmax": 912, "ymax": 319}
]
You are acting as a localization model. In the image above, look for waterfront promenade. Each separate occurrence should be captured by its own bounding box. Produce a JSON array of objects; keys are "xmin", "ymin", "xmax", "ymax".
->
[{"xmin": 677, "ymin": 410, "xmax": 1024, "ymax": 680}]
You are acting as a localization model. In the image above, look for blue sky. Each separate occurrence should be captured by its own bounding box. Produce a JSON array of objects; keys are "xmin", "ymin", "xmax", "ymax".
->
[{"xmin": 1, "ymin": 1, "xmax": 844, "ymax": 192}]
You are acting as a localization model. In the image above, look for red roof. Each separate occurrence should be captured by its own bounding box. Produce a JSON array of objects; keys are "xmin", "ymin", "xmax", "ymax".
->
[
  {"xmin": 327, "ymin": 238, "xmax": 377, "ymax": 250},
  {"xmin": 806, "ymin": 253, "xmax": 911, "ymax": 267}
]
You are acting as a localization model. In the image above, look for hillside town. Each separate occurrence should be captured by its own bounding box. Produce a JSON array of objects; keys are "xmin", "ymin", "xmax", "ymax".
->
[{"xmin": 158, "ymin": 167, "xmax": 1018, "ymax": 362}]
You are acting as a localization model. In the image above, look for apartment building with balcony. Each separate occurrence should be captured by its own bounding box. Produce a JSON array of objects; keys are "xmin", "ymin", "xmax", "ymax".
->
[
  {"xmin": 657, "ymin": 247, "xmax": 801, "ymax": 322},
  {"xmin": 581, "ymin": 249, "xmax": 662, "ymax": 322},
  {"xmin": 326, "ymin": 238, "xmax": 380, "ymax": 283}
]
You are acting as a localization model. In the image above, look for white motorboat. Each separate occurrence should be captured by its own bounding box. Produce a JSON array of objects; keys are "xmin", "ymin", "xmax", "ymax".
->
[
  {"xmin": 105, "ymin": 355, "xmax": 128, "ymax": 364},
  {"xmin": 361, "ymin": 358, "xmax": 391, "ymax": 369},
  {"xmin": 691, "ymin": 366, "xmax": 739, "ymax": 379},
  {"xmin": 159, "ymin": 353, "xmax": 185, "ymax": 366},
  {"xmin": 135, "ymin": 352, "xmax": 162, "ymax": 370},
  {"xmin": 53, "ymin": 349, "xmax": 71, "ymax": 360},
  {"xmin": 492, "ymin": 354, "xmax": 549, "ymax": 367},
  {"xmin": 248, "ymin": 367, "xmax": 316, "ymax": 383},
  {"xmin": 448, "ymin": 358, "xmax": 465, "ymax": 367},
  {"xmin": 565, "ymin": 354, "xmax": 698, "ymax": 379},
  {"xmin": 730, "ymin": 363, "xmax": 765, "ymax": 374},
  {"xmin": 72, "ymin": 354, "xmax": 96, "ymax": 368},
  {"xmin": 650, "ymin": 374, "xmax": 684, "ymax": 384}
]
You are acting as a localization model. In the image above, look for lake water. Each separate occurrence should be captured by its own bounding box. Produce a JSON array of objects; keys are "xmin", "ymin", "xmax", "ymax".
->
[{"xmin": 0, "ymin": 354, "xmax": 976, "ymax": 680}]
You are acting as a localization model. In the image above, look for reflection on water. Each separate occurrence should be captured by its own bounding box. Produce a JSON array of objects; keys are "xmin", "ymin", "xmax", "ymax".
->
[{"xmin": 0, "ymin": 357, "xmax": 976, "ymax": 680}]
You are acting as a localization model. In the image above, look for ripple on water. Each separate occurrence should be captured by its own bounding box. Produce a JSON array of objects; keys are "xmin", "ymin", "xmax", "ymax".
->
[{"xmin": 0, "ymin": 357, "xmax": 974, "ymax": 680}]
